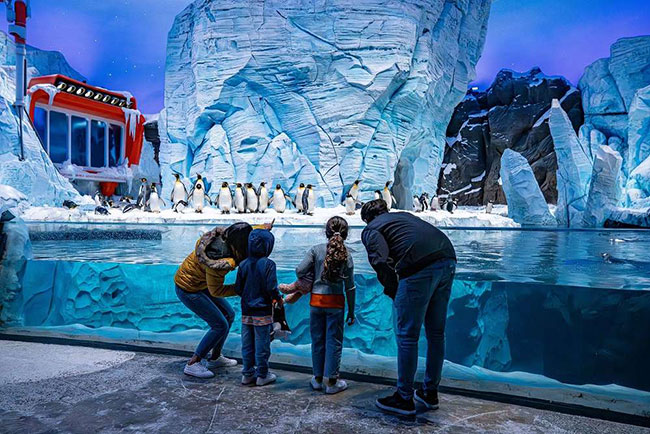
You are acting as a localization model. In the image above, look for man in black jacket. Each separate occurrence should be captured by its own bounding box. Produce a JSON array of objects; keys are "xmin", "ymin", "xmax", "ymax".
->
[{"xmin": 361, "ymin": 199, "xmax": 456, "ymax": 416}]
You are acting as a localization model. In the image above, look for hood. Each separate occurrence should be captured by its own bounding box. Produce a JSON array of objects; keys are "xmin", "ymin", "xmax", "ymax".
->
[{"xmin": 247, "ymin": 229, "xmax": 274, "ymax": 258}]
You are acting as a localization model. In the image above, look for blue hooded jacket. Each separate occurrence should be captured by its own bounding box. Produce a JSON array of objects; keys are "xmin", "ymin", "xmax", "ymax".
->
[{"xmin": 234, "ymin": 229, "xmax": 281, "ymax": 316}]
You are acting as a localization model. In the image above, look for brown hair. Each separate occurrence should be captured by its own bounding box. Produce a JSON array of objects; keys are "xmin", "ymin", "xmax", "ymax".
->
[{"xmin": 321, "ymin": 216, "xmax": 349, "ymax": 282}]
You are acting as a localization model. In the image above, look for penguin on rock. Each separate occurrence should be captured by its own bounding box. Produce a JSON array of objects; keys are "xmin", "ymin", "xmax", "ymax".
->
[
  {"xmin": 148, "ymin": 183, "xmax": 166, "ymax": 213},
  {"xmin": 295, "ymin": 183, "xmax": 305, "ymax": 213},
  {"xmin": 188, "ymin": 174, "xmax": 211, "ymax": 213},
  {"xmin": 245, "ymin": 183, "xmax": 259, "ymax": 213},
  {"xmin": 302, "ymin": 184, "xmax": 316, "ymax": 215},
  {"xmin": 418, "ymin": 193, "xmax": 430, "ymax": 212},
  {"xmin": 257, "ymin": 182, "xmax": 269, "ymax": 213},
  {"xmin": 344, "ymin": 194, "xmax": 356, "ymax": 216},
  {"xmin": 413, "ymin": 195, "xmax": 423, "ymax": 212},
  {"xmin": 382, "ymin": 181, "xmax": 396, "ymax": 210},
  {"xmin": 234, "ymin": 183, "xmax": 246, "ymax": 213},
  {"xmin": 271, "ymin": 184, "xmax": 292, "ymax": 213},
  {"xmin": 136, "ymin": 178, "xmax": 151, "ymax": 210},
  {"xmin": 216, "ymin": 182, "xmax": 233, "ymax": 214},
  {"xmin": 170, "ymin": 173, "xmax": 188, "ymax": 209}
]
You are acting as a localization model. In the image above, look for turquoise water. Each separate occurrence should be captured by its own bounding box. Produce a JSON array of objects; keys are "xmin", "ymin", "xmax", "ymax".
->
[{"xmin": 5, "ymin": 222, "xmax": 650, "ymax": 403}]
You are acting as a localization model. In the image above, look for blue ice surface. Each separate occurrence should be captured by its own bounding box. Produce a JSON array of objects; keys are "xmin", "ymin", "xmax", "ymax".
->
[{"xmin": 3, "ymin": 222, "xmax": 650, "ymax": 409}]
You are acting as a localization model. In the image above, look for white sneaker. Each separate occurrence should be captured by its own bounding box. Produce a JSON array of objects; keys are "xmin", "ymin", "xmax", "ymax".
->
[
  {"xmin": 256, "ymin": 372, "xmax": 277, "ymax": 386},
  {"xmin": 184, "ymin": 362, "xmax": 214, "ymax": 379},
  {"xmin": 206, "ymin": 355, "xmax": 238, "ymax": 369},
  {"xmin": 310, "ymin": 377, "xmax": 323, "ymax": 391},
  {"xmin": 241, "ymin": 375, "xmax": 256, "ymax": 386},
  {"xmin": 325, "ymin": 379, "xmax": 348, "ymax": 394}
]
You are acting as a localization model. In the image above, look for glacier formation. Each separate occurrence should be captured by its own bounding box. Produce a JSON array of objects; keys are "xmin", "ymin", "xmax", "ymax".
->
[
  {"xmin": 158, "ymin": 0, "xmax": 492, "ymax": 207},
  {"xmin": 582, "ymin": 145, "xmax": 623, "ymax": 227},
  {"xmin": 499, "ymin": 149, "xmax": 555, "ymax": 226}
]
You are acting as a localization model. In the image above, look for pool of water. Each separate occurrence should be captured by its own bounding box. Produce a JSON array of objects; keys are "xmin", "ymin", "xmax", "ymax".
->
[{"xmin": 3, "ymin": 221, "xmax": 650, "ymax": 413}]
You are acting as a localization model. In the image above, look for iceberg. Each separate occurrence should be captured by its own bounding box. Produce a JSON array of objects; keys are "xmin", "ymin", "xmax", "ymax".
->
[
  {"xmin": 159, "ymin": 0, "xmax": 492, "ymax": 206},
  {"xmin": 549, "ymin": 99, "xmax": 593, "ymax": 227},
  {"xmin": 625, "ymin": 155, "xmax": 650, "ymax": 209},
  {"xmin": 499, "ymin": 149, "xmax": 555, "ymax": 226},
  {"xmin": 582, "ymin": 145, "xmax": 623, "ymax": 227},
  {"xmin": 627, "ymin": 85, "xmax": 650, "ymax": 173}
]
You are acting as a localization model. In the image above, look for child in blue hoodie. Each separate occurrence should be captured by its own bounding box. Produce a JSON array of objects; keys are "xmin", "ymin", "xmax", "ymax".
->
[{"xmin": 234, "ymin": 229, "xmax": 282, "ymax": 386}]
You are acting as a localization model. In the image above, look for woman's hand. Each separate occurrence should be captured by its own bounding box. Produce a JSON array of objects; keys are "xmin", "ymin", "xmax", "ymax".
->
[{"xmin": 346, "ymin": 313, "xmax": 355, "ymax": 326}]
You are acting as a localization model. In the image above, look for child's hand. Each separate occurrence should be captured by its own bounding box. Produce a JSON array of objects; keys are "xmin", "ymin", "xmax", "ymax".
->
[{"xmin": 346, "ymin": 313, "xmax": 355, "ymax": 326}]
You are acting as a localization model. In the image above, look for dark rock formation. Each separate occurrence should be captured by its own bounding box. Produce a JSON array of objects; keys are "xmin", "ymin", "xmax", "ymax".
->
[
  {"xmin": 143, "ymin": 120, "xmax": 160, "ymax": 165},
  {"xmin": 438, "ymin": 68, "xmax": 584, "ymax": 205}
]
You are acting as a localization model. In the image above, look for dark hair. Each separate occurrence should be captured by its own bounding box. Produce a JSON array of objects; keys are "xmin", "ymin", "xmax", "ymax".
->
[
  {"xmin": 223, "ymin": 222, "xmax": 253, "ymax": 264},
  {"xmin": 322, "ymin": 216, "xmax": 349, "ymax": 282},
  {"xmin": 361, "ymin": 199, "xmax": 388, "ymax": 223}
]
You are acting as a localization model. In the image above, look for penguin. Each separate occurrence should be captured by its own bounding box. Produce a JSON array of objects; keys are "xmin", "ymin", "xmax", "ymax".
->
[
  {"xmin": 344, "ymin": 194, "xmax": 356, "ymax": 216},
  {"xmin": 188, "ymin": 174, "xmax": 211, "ymax": 213},
  {"xmin": 136, "ymin": 178, "xmax": 151, "ymax": 210},
  {"xmin": 245, "ymin": 183, "xmax": 259, "ymax": 213},
  {"xmin": 446, "ymin": 196, "xmax": 455, "ymax": 214},
  {"xmin": 257, "ymin": 182, "xmax": 269, "ymax": 213},
  {"xmin": 234, "ymin": 183, "xmax": 246, "ymax": 213},
  {"xmin": 94, "ymin": 206, "xmax": 110, "ymax": 215},
  {"xmin": 109, "ymin": 199, "xmax": 120, "ymax": 209},
  {"xmin": 486, "ymin": 201, "xmax": 493, "ymax": 214},
  {"xmin": 302, "ymin": 184, "xmax": 316, "ymax": 215},
  {"xmin": 374, "ymin": 190, "xmax": 382, "ymax": 200},
  {"xmin": 271, "ymin": 184, "xmax": 292, "ymax": 213},
  {"xmin": 170, "ymin": 173, "xmax": 188, "ymax": 208},
  {"xmin": 148, "ymin": 183, "xmax": 166, "ymax": 213},
  {"xmin": 216, "ymin": 182, "xmax": 233, "ymax": 214},
  {"xmin": 172, "ymin": 200, "xmax": 188, "ymax": 213},
  {"xmin": 295, "ymin": 183, "xmax": 305, "ymax": 213},
  {"xmin": 62, "ymin": 200, "xmax": 78, "ymax": 209},
  {"xmin": 430, "ymin": 195, "xmax": 440, "ymax": 211},
  {"xmin": 413, "ymin": 195, "xmax": 423, "ymax": 212},
  {"xmin": 382, "ymin": 181, "xmax": 395, "ymax": 210},
  {"xmin": 93, "ymin": 190, "xmax": 104, "ymax": 207},
  {"xmin": 349, "ymin": 180, "xmax": 361, "ymax": 202},
  {"xmin": 419, "ymin": 193, "xmax": 430, "ymax": 212},
  {"xmin": 119, "ymin": 196, "xmax": 132, "ymax": 205},
  {"xmin": 122, "ymin": 203, "xmax": 138, "ymax": 213}
]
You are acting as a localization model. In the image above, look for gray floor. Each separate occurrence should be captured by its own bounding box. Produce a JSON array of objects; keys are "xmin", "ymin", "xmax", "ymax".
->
[{"xmin": 0, "ymin": 341, "xmax": 647, "ymax": 433}]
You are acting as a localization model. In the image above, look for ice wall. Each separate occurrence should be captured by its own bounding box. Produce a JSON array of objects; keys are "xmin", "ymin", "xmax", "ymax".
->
[
  {"xmin": 160, "ymin": 0, "xmax": 492, "ymax": 207},
  {"xmin": 582, "ymin": 145, "xmax": 623, "ymax": 227}
]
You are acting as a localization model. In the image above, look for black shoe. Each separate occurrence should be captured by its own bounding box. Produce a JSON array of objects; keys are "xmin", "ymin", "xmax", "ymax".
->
[
  {"xmin": 414, "ymin": 388, "xmax": 439, "ymax": 410},
  {"xmin": 375, "ymin": 391, "xmax": 416, "ymax": 416}
]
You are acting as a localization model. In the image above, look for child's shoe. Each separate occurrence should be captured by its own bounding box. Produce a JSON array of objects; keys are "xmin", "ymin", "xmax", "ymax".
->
[
  {"xmin": 325, "ymin": 379, "xmax": 348, "ymax": 394},
  {"xmin": 184, "ymin": 362, "xmax": 215, "ymax": 379},
  {"xmin": 241, "ymin": 375, "xmax": 256, "ymax": 386},
  {"xmin": 256, "ymin": 372, "xmax": 277, "ymax": 386},
  {"xmin": 310, "ymin": 376, "xmax": 323, "ymax": 391}
]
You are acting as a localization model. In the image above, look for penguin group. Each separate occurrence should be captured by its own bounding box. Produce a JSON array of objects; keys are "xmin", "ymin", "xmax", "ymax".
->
[{"xmin": 411, "ymin": 192, "xmax": 456, "ymax": 214}]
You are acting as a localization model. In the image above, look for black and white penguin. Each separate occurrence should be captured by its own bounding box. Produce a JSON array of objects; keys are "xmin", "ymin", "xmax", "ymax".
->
[
  {"xmin": 94, "ymin": 206, "xmax": 110, "ymax": 215},
  {"xmin": 349, "ymin": 179, "xmax": 361, "ymax": 202},
  {"xmin": 445, "ymin": 196, "xmax": 455, "ymax": 214},
  {"xmin": 257, "ymin": 182, "xmax": 269, "ymax": 213},
  {"xmin": 245, "ymin": 183, "xmax": 258, "ymax": 213},
  {"xmin": 172, "ymin": 200, "xmax": 188, "ymax": 213},
  {"xmin": 136, "ymin": 178, "xmax": 151, "ymax": 210},
  {"xmin": 271, "ymin": 184, "xmax": 292, "ymax": 213},
  {"xmin": 188, "ymin": 174, "xmax": 210, "ymax": 213},
  {"xmin": 486, "ymin": 201, "xmax": 493, "ymax": 214},
  {"xmin": 148, "ymin": 183, "xmax": 165, "ymax": 213},
  {"xmin": 62, "ymin": 200, "xmax": 78, "ymax": 209},
  {"xmin": 382, "ymin": 181, "xmax": 395, "ymax": 210},
  {"xmin": 419, "ymin": 193, "xmax": 430, "ymax": 212},
  {"xmin": 344, "ymin": 194, "xmax": 356, "ymax": 215},
  {"xmin": 234, "ymin": 183, "xmax": 246, "ymax": 213},
  {"xmin": 170, "ymin": 173, "xmax": 188, "ymax": 208},
  {"xmin": 295, "ymin": 183, "xmax": 305, "ymax": 213},
  {"xmin": 302, "ymin": 184, "xmax": 316, "ymax": 215},
  {"xmin": 374, "ymin": 190, "xmax": 382, "ymax": 200},
  {"xmin": 413, "ymin": 195, "xmax": 423, "ymax": 212},
  {"xmin": 216, "ymin": 182, "xmax": 233, "ymax": 214},
  {"xmin": 93, "ymin": 190, "xmax": 104, "ymax": 207},
  {"xmin": 430, "ymin": 195, "xmax": 440, "ymax": 211},
  {"xmin": 122, "ymin": 203, "xmax": 138, "ymax": 213}
]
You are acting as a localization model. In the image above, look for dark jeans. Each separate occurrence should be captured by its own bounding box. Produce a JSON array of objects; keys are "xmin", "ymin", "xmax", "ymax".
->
[
  {"xmin": 175, "ymin": 285, "xmax": 235, "ymax": 359},
  {"xmin": 241, "ymin": 323, "xmax": 272, "ymax": 378},
  {"xmin": 393, "ymin": 259, "xmax": 455, "ymax": 399},
  {"xmin": 310, "ymin": 306, "xmax": 344, "ymax": 379}
]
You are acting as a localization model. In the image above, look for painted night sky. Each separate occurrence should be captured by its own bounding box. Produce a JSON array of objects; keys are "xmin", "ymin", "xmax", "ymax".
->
[{"xmin": 19, "ymin": 0, "xmax": 650, "ymax": 113}]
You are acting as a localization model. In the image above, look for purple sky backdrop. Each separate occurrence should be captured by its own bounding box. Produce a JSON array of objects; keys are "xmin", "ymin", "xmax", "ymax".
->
[{"xmin": 16, "ymin": 0, "xmax": 650, "ymax": 113}]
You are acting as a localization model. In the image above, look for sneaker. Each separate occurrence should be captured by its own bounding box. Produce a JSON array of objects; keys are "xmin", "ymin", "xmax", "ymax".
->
[
  {"xmin": 310, "ymin": 377, "xmax": 323, "ymax": 391},
  {"xmin": 325, "ymin": 379, "xmax": 348, "ymax": 395},
  {"xmin": 206, "ymin": 356, "xmax": 238, "ymax": 369},
  {"xmin": 184, "ymin": 362, "xmax": 215, "ymax": 379},
  {"xmin": 241, "ymin": 375, "xmax": 256, "ymax": 386},
  {"xmin": 414, "ymin": 388, "xmax": 439, "ymax": 410},
  {"xmin": 256, "ymin": 372, "xmax": 277, "ymax": 386},
  {"xmin": 375, "ymin": 391, "xmax": 416, "ymax": 416}
]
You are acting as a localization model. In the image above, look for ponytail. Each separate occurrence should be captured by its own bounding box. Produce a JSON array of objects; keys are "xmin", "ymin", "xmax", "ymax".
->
[{"xmin": 322, "ymin": 216, "xmax": 349, "ymax": 282}]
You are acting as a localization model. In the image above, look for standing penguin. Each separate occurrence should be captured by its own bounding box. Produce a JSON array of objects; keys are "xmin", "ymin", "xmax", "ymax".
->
[
  {"xmin": 136, "ymin": 178, "xmax": 151, "ymax": 210},
  {"xmin": 486, "ymin": 201, "xmax": 493, "ymax": 214},
  {"xmin": 344, "ymin": 194, "xmax": 356, "ymax": 215},
  {"xmin": 234, "ymin": 183, "xmax": 246, "ymax": 213},
  {"xmin": 349, "ymin": 179, "xmax": 361, "ymax": 202},
  {"xmin": 170, "ymin": 173, "xmax": 188, "ymax": 209},
  {"xmin": 93, "ymin": 190, "xmax": 104, "ymax": 207},
  {"xmin": 271, "ymin": 184, "xmax": 292, "ymax": 213},
  {"xmin": 446, "ymin": 196, "xmax": 455, "ymax": 214},
  {"xmin": 302, "ymin": 184, "xmax": 316, "ymax": 215},
  {"xmin": 295, "ymin": 183, "xmax": 305, "ymax": 213},
  {"xmin": 413, "ymin": 195, "xmax": 423, "ymax": 212},
  {"xmin": 430, "ymin": 195, "xmax": 440, "ymax": 211},
  {"xmin": 257, "ymin": 182, "xmax": 269, "ymax": 213},
  {"xmin": 245, "ymin": 183, "xmax": 259, "ymax": 213},
  {"xmin": 374, "ymin": 190, "xmax": 382, "ymax": 200},
  {"xmin": 419, "ymin": 193, "xmax": 430, "ymax": 212},
  {"xmin": 188, "ymin": 174, "xmax": 210, "ymax": 213},
  {"xmin": 216, "ymin": 182, "xmax": 233, "ymax": 214},
  {"xmin": 382, "ymin": 181, "xmax": 395, "ymax": 210},
  {"xmin": 148, "ymin": 183, "xmax": 166, "ymax": 213}
]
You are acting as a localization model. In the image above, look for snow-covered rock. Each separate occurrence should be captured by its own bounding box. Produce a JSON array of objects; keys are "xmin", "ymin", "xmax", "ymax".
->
[
  {"xmin": 625, "ymin": 155, "xmax": 650, "ymax": 209},
  {"xmin": 549, "ymin": 99, "xmax": 593, "ymax": 227},
  {"xmin": 0, "ymin": 184, "xmax": 28, "ymax": 216},
  {"xmin": 582, "ymin": 145, "xmax": 623, "ymax": 227},
  {"xmin": 499, "ymin": 149, "xmax": 555, "ymax": 226},
  {"xmin": 160, "ymin": 0, "xmax": 491, "ymax": 206},
  {"xmin": 627, "ymin": 84, "xmax": 650, "ymax": 173}
]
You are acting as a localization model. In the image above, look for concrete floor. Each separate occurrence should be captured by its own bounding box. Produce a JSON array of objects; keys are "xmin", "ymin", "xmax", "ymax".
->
[{"xmin": 0, "ymin": 341, "xmax": 647, "ymax": 434}]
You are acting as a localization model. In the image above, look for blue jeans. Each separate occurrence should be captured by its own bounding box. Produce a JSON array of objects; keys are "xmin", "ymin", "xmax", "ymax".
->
[
  {"xmin": 241, "ymin": 323, "xmax": 272, "ymax": 378},
  {"xmin": 393, "ymin": 259, "xmax": 455, "ymax": 399},
  {"xmin": 175, "ymin": 285, "xmax": 235, "ymax": 359},
  {"xmin": 310, "ymin": 307, "xmax": 344, "ymax": 379}
]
